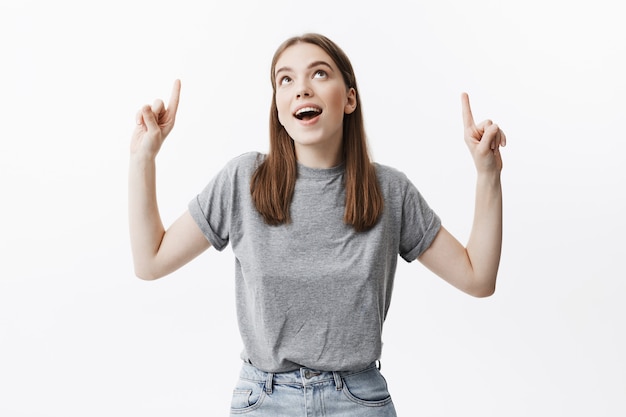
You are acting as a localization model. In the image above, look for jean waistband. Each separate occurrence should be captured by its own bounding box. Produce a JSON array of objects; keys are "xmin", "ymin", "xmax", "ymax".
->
[{"xmin": 238, "ymin": 361, "xmax": 380, "ymax": 395}]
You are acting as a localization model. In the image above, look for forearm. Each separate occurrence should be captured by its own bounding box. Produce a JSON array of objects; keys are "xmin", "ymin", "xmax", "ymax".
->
[
  {"xmin": 465, "ymin": 171, "xmax": 503, "ymax": 294},
  {"xmin": 128, "ymin": 155, "xmax": 166, "ymax": 279}
]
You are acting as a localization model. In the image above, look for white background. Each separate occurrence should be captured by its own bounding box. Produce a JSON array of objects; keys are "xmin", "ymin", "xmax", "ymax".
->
[{"xmin": 1, "ymin": 0, "xmax": 624, "ymax": 416}]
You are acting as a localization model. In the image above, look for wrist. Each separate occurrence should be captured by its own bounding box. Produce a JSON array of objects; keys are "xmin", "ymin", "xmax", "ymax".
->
[
  {"xmin": 129, "ymin": 151, "xmax": 157, "ymax": 166},
  {"xmin": 476, "ymin": 170, "xmax": 501, "ymax": 188}
]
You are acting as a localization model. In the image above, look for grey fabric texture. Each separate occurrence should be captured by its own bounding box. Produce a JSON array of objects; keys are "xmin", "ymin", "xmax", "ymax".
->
[{"xmin": 189, "ymin": 152, "xmax": 441, "ymax": 372}]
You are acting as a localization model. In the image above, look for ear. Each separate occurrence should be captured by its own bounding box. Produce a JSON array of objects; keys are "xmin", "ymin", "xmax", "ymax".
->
[{"xmin": 344, "ymin": 87, "xmax": 357, "ymax": 115}]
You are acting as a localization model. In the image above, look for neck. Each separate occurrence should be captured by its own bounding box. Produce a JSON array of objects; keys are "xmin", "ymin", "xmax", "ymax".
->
[{"xmin": 294, "ymin": 142, "xmax": 343, "ymax": 169}]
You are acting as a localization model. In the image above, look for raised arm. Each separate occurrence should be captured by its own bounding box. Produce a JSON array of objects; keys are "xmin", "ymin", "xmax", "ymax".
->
[
  {"xmin": 128, "ymin": 80, "xmax": 210, "ymax": 280},
  {"xmin": 418, "ymin": 93, "xmax": 506, "ymax": 297}
]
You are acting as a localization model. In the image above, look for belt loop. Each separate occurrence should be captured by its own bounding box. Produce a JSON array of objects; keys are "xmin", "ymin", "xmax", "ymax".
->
[
  {"xmin": 332, "ymin": 371, "xmax": 343, "ymax": 391},
  {"xmin": 265, "ymin": 372, "xmax": 274, "ymax": 395}
]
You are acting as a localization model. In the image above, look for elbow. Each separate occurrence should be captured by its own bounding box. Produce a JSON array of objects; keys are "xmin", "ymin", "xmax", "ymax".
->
[
  {"xmin": 133, "ymin": 264, "xmax": 163, "ymax": 281},
  {"xmin": 131, "ymin": 252, "xmax": 171, "ymax": 280},
  {"xmin": 134, "ymin": 270, "xmax": 157, "ymax": 281},
  {"xmin": 467, "ymin": 276, "xmax": 497, "ymax": 298},
  {"xmin": 135, "ymin": 272, "xmax": 158, "ymax": 281},
  {"xmin": 469, "ymin": 284, "xmax": 496, "ymax": 298}
]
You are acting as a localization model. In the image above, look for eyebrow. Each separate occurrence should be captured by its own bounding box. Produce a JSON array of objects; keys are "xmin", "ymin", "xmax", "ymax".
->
[{"xmin": 275, "ymin": 60, "xmax": 334, "ymax": 78}]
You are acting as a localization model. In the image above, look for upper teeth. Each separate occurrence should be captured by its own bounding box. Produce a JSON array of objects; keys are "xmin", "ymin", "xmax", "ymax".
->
[{"xmin": 296, "ymin": 107, "xmax": 321, "ymax": 116}]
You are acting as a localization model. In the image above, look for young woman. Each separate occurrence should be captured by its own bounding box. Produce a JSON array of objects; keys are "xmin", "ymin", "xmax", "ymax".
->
[{"xmin": 129, "ymin": 33, "xmax": 505, "ymax": 416}]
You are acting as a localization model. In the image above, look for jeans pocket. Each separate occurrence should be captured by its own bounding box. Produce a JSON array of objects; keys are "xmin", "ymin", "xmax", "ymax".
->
[
  {"xmin": 230, "ymin": 379, "xmax": 266, "ymax": 413},
  {"xmin": 341, "ymin": 367, "xmax": 393, "ymax": 407}
]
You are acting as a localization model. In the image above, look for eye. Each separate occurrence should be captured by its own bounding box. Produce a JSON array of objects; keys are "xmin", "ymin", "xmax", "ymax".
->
[
  {"xmin": 313, "ymin": 69, "xmax": 327, "ymax": 79},
  {"xmin": 279, "ymin": 76, "xmax": 292, "ymax": 85}
]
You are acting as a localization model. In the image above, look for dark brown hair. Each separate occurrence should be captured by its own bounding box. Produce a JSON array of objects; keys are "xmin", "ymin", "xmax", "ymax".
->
[{"xmin": 250, "ymin": 33, "xmax": 383, "ymax": 232}]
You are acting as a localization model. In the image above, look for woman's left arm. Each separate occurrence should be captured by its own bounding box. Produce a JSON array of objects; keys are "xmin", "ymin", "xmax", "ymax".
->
[{"xmin": 418, "ymin": 93, "xmax": 506, "ymax": 298}]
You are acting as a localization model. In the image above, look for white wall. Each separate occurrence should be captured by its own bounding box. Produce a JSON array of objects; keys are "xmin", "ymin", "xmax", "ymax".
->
[{"xmin": 1, "ymin": 0, "xmax": 624, "ymax": 415}]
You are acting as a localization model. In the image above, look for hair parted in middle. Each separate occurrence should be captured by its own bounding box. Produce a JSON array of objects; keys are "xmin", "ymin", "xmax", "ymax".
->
[{"xmin": 250, "ymin": 33, "xmax": 383, "ymax": 232}]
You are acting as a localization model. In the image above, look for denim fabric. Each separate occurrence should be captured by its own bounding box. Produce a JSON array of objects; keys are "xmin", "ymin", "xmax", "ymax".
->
[{"xmin": 229, "ymin": 362, "xmax": 397, "ymax": 416}]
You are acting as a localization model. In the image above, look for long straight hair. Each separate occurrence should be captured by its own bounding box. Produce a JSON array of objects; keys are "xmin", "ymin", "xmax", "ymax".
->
[{"xmin": 250, "ymin": 33, "xmax": 383, "ymax": 232}]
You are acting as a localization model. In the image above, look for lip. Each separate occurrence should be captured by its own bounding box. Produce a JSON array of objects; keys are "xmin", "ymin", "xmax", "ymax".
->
[
  {"xmin": 292, "ymin": 103, "xmax": 323, "ymax": 117},
  {"xmin": 297, "ymin": 114, "xmax": 321, "ymax": 126},
  {"xmin": 292, "ymin": 103, "xmax": 323, "ymax": 126}
]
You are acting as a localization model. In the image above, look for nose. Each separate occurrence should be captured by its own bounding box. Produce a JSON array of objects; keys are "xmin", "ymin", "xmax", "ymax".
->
[
  {"xmin": 296, "ymin": 88, "xmax": 312, "ymax": 98},
  {"xmin": 295, "ymin": 81, "xmax": 313, "ymax": 98}
]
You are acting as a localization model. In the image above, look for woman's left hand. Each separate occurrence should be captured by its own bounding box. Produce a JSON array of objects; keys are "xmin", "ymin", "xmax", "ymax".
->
[{"xmin": 461, "ymin": 93, "xmax": 506, "ymax": 174}]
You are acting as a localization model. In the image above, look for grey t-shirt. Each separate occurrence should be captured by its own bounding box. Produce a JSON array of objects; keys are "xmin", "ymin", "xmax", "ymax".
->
[{"xmin": 189, "ymin": 152, "xmax": 441, "ymax": 372}]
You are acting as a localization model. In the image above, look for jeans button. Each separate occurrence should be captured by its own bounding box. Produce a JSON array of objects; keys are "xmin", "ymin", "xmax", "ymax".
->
[{"xmin": 304, "ymin": 370, "xmax": 320, "ymax": 379}]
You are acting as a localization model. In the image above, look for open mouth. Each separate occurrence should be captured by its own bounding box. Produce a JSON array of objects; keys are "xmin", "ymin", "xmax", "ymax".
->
[{"xmin": 294, "ymin": 106, "xmax": 322, "ymax": 121}]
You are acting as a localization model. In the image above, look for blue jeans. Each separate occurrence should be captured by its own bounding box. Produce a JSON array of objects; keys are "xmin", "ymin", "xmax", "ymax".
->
[{"xmin": 229, "ymin": 361, "xmax": 397, "ymax": 416}]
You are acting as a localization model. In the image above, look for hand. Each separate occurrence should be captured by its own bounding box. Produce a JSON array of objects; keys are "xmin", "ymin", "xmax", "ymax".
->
[
  {"xmin": 130, "ymin": 79, "xmax": 181, "ymax": 159},
  {"xmin": 461, "ymin": 92, "xmax": 506, "ymax": 173}
]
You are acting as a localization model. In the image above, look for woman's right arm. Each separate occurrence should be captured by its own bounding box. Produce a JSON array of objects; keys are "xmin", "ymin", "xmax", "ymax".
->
[{"xmin": 128, "ymin": 80, "xmax": 211, "ymax": 280}]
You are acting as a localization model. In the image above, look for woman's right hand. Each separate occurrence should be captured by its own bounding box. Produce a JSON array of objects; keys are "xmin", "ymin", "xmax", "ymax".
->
[{"xmin": 130, "ymin": 79, "xmax": 181, "ymax": 159}]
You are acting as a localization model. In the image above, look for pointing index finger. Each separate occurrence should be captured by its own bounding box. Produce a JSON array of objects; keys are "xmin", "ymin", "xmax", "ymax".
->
[
  {"xmin": 461, "ymin": 92, "xmax": 475, "ymax": 129},
  {"xmin": 168, "ymin": 79, "xmax": 182, "ymax": 115}
]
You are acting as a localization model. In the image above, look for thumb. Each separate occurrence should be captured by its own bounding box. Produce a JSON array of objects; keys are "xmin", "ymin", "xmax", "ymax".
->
[
  {"xmin": 479, "ymin": 123, "xmax": 500, "ymax": 151},
  {"xmin": 141, "ymin": 105, "xmax": 159, "ymax": 132}
]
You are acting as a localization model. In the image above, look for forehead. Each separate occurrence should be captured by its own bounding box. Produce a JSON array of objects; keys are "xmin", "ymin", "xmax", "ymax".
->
[{"xmin": 275, "ymin": 42, "xmax": 337, "ymax": 73}]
